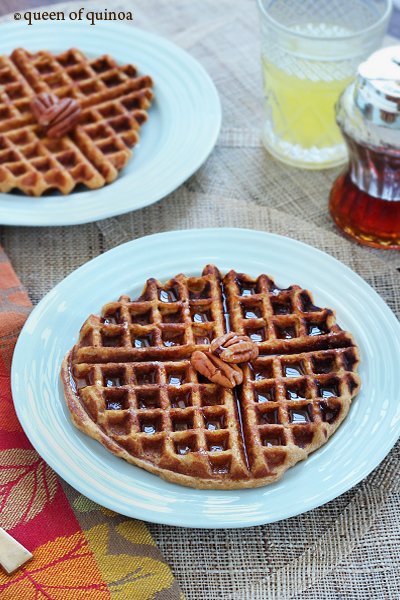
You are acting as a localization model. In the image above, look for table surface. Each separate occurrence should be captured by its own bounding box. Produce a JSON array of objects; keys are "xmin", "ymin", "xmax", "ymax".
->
[{"xmin": 0, "ymin": 2, "xmax": 399, "ymax": 600}]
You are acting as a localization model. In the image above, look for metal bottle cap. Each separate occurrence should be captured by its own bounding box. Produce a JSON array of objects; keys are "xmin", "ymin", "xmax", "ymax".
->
[{"xmin": 354, "ymin": 46, "xmax": 400, "ymax": 128}]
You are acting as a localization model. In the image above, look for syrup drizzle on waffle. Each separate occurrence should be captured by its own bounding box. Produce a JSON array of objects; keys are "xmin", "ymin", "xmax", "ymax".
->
[{"xmin": 219, "ymin": 276, "xmax": 250, "ymax": 471}]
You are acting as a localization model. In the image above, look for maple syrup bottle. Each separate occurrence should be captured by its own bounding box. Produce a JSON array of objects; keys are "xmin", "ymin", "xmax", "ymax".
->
[{"xmin": 329, "ymin": 47, "xmax": 400, "ymax": 250}]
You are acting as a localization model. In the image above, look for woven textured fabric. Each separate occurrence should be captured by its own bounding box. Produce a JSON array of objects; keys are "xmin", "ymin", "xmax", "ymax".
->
[
  {"xmin": 0, "ymin": 246, "xmax": 183, "ymax": 600},
  {"xmin": 0, "ymin": 1, "xmax": 399, "ymax": 599}
]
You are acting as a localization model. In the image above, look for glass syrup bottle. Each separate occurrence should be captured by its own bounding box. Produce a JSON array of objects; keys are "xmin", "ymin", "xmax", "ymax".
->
[{"xmin": 329, "ymin": 46, "xmax": 400, "ymax": 250}]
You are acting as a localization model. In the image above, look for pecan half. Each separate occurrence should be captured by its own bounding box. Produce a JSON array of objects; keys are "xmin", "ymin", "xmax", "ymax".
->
[
  {"xmin": 30, "ymin": 93, "xmax": 81, "ymax": 138},
  {"xmin": 191, "ymin": 350, "xmax": 243, "ymax": 389},
  {"xmin": 210, "ymin": 332, "xmax": 259, "ymax": 363}
]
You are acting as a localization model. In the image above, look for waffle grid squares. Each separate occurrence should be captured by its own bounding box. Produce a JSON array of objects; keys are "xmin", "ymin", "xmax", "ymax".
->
[
  {"xmin": 0, "ymin": 47, "xmax": 153, "ymax": 195},
  {"xmin": 240, "ymin": 345, "xmax": 358, "ymax": 460},
  {"xmin": 80, "ymin": 270, "xmax": 226, "ymax": 357},
  {"xmin": 74, "ymin": 349, "xmax": 240, "ymax": 470},
  {"xmin": 64, "ymin": 266, "xmax": 360, "ymax": 488}
]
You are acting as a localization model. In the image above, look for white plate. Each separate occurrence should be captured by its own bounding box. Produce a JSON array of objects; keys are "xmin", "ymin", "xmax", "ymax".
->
[
  {"xmin": 11, "ymin": 229, "xmax": 400, "ymax": 528},
  {"xmin": 0, "ymin": 22, "xmax": 221, "ymax": 226}
]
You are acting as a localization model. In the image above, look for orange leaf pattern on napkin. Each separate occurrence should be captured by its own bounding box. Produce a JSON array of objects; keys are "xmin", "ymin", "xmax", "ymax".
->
[
  {"xmin": 0, "ymin": 448, "xmax": 58, "ymax": 530},
  {"xmin": 0, "ymin": 531, "xmax": 110, "ymax": 599}
]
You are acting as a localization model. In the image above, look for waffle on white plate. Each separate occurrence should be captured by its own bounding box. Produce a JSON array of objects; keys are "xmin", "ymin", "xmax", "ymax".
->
[
  {"xmin": 0, "ymin": 48, "xmax": 153, "ymax": 195},
  {"xmin": 62, "ymin": 265, "xmax": 361, "ymax": 489}
]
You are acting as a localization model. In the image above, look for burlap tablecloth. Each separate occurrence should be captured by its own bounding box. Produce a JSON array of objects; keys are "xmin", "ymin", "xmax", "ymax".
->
[{"xmin": 1, "ymin": 1, "xmax": 399, "ymax": 598}]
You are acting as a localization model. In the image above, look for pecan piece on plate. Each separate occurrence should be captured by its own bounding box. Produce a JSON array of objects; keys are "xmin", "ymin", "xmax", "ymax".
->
[
  {"xmin": 210, "ymin": 332, "xmax": 259, "ymax": 363},
  {"xmin": 30, "ymin": 93, "xmax": 81, "ymax": 138},
  {"xmin": 191, "ymin": 350, "xmax": 243, "ymax": 389}
]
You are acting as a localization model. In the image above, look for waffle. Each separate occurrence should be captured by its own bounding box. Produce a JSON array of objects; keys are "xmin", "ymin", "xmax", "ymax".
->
[
  {"xmin": 61, "ymin": 265, "xmax": 361, "ymax": 489},
  {"xmin": 0, "ymin": 48, "xmax": 153, "ymax": 195}
]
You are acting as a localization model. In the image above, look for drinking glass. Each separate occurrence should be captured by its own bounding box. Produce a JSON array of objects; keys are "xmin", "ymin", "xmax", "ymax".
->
[{"xmin": 258, "ymin": 0, "xmax": 393, "ymax": 169}]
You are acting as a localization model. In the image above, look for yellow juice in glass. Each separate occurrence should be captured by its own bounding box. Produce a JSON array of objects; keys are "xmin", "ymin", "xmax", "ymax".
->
[{"xmin": 261, "ymin": 24, "xmax": 355, "ymax": 168}]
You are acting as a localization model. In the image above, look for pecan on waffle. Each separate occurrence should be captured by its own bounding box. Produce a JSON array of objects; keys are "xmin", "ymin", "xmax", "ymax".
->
[
  {"xmin": 61, "ymin": 265, "xmax": 361, "ymax": 489},
  {"xmin": 0, "ymin": 48, "xmax": 153, "ymax": 196}
]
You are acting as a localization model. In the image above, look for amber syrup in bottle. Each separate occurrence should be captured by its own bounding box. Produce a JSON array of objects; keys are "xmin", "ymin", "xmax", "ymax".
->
[
  {"xmin": 330, "ymin": 137, "xmax": 400, "ymax": 249},
  {"xmin": 330, "ymin": 46, "xmax": 400, "ymax": 250}
]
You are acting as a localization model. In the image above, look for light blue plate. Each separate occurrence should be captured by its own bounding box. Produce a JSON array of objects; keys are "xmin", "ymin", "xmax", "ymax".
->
[
  {"xmin": 0, "ymin": 22, "xmax": 221, "ymax": 225},
  {"xmin": 11, "ymin": 229, "xmax": 400, "ymax": 527}
]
